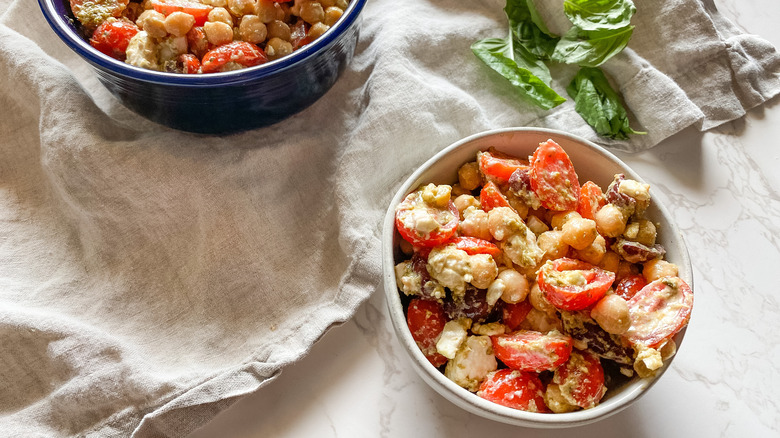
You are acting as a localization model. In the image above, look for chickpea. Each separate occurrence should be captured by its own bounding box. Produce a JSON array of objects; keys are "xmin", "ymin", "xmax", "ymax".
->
[
  {"xmin": 308, "ymin": 22, "xmax": 329, "ymax": 39},
  {"xmin": 137, "ymin": 10, "xmax": 167, "ymax": 38},
  {"xmin": 255, "ymin": 0, "xmax": 277, "ymax": 22},
  {"xmin": 526, "ymin": 214, "xmax": 549, "ymax": 236},
  {"xmin": 164, "ymin": 12, "xmax": 195, "ymax": 37},
  {"xmin": 457, "ymin": 162, "xmax": 481, "ymax": 191},
  {"xmin": 599, "ymin": 250, "xmax": 620, "ymax": 274},
  {"xmin": 561, "ymin": 217, "xmax": 598, "ymax": 250},
  {"xmin": 469, "ymin": 254, "xmax": 498, "ymax": 289},
  {"xmin": 276, "ymin": 2, "xmax": 291, "ymax": 20},
  {"xmin": 238, "ymin": 15, "xmax": 267, "ymax": 43},
  {"xmin": 575, "ymin": 234, "xmax": 606, "ymax": 265},
  {"xmin": 624, "ymin": 219, "xmax": 657, "ymax": 247},
  {"xmin": 506, "ymin": 193, "xmax": 529, "ymax": 220},
  {"xmin": 450, "ymin": 184, "xmax": 471, "ymax": 197},
  {"xmin": 201, "ymin": 0, "xmax": 227, "ymax": 6},
  {"xmin": 453, "ymin": 195, "xmax": 479, "ymax": 216},
  {"xmin": 529, "ymin": 282, "xmax": 556, "ymax": 316},
  {"xmin": 550, "ymin": 211, "xmax": 581, "ymax": 230},
  {"xmin": 643, "ymin": 258, "xmax": 678, "ymax": 282},
  {"xmin": 594, "ymin": 203, "xmax": 626, "ymax": 237},
  {"xmin": 299, "ymin": 1, "xmax": 325, "ymax": 23},
  {"xmin": 536, "ymin": 230, "xmax": 569, "ymax": 260},
  {"xmin": 319, "ymin": 0, "xmax": 336, "ymax": 6},
  {"xmin": 228, "ymin": 0, "xmax": 256, "ymax": 17},
  {"xmin": 335, "ymin": 0, "xmax": 347, "ymax": 9},
  {"xmin": 421, "ymin": 184, "xmax": 451, "ymax": 208},
  {"xmin": 208, "ymin": 7, "xmax": 234, "ymax": 25},
  {"xmin": 267, "ymin": 19, "xmax": 292, "ymax": 41},
  {"xmin": 545, "ymin": 384, "xmax": 578, "ymax": 413},
  {"xmin": 323, "ymin": 6, "xmax": 343, "ymax": 26},
  {"xmin": 204, "ymin": 21, "xmax": 234, "ymax": 45},
  {"xmin": 591, "ymin": 294, "xmax": 631, "ymax": 334},
  {"xmin": 487, "ymin": 268, "xmax": 529, "ymax": 304},
  {"xmin": 266, "ymin": 37, "xmax": 293, "ymax": 59},
  {"xmin": 659, "ymin": 339, "xmax": 677, "ymax": 360},
  {"xmin": 459, "ymin": 207, "xmax": 492, "ymax": 241}
]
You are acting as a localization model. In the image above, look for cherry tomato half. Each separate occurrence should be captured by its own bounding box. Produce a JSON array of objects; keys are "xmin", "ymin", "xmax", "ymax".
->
[
  {"xmin": 529, "ymin": 139, "xmax": 581, "ymax": 211},
  {"xmin": 406, "ymin": 298, "xmax": 448, "ymax": 367},
  {"xmin": 537, "ymin": 258, "xmax": 615, "ymax": 311},
  {"xmin": 577, "ymin": 181, "xmax": 606, "ymax": 220},
  {"xmin": 450, "ymin": 236, "xmax": 501, "ymax": 258},
  {"xmin": 477, "ymin": 369, "xmax": 550, "ymax": 412},
  {"xmin": 201, "ymin": 41, "xmax": 269, "ymax": 73},
  {"xmin": 479, "ymin": 181, "xmax": 513, "ymax": 212},
  {"xmin": 624, "ymin": 277, "xmax": 693, "ymax": 349},
  {"xmin": 551, "ymin": 350, "xmax": 606, "ymax": 409},
  {"xmin": 614, "ymin": 274, "xmax": 647, "ymax": 301},
  {"xmin": 478, "ymin": 148, "xmax": 529, "ymax": 185},
  {"xmin": 89, "ymin": 19, "xmax": 138, "ymax": 61},
  {"xmin": 491, "ymin": 330, "xmax": 573, "ymax": 372},
  {"xmin": 501, "ymin": 300, "xmax": 533, "ymax": 331},
  {"xmin": 152, "ymin": 0, "xmax": 212, "ymax": 26},
  {"xmin": 395, "ymin": 189, "xmax": 459, "ymax": 248},
  {"xmin": 177, "ymin": 53, "xmax": 201, "ymax": 74}
]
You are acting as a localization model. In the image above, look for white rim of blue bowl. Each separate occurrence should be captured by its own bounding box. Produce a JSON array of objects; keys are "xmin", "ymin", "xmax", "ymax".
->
[
  {"xmin": 38, "ymin": 0, "xmax": 367, "ymax": 86},
  {"xmin": 382, "ymin": 127, "xmax": 693, "ymax": 428}
]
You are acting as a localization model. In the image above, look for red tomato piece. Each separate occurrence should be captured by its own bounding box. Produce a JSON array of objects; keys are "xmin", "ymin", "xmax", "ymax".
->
[
  {"xmin": 477, "ymin": 369, "xmax": 550, "ymax": 413},
  {"xmin": 614, "ymin": 274, "xmax": 647, "ymax": 301},
  {"xmin": 625, "ymin": 277, "xmax": 693, "ymax": 349},
  {"xmin": 576, "ymin": 181, "xmax": 606, "ymax": 220},
  {"xmin": 478, "ymin": 148, "xmax": 529, "ymax": 185},
  {"xmin": 177, "ymin": 54, "xmax": 201, "ymax": 74},
  {"xmin": 407, "ymin": 299, "xmax": 448, "ymax": 367},
  {"xmin": 501, "ymin": 300, "xmax": 533, "ymax": 331},
  {"xmin": 491, "ymin": 330, "xmax": 573, "ymax": 372},
  {"xmin": 290, "ymin": 20, "xmax": 313, "ymax": 49},
  {"xmin": 201, "ymin": 41, "xmax": 268, "ymax": 73},
  {"xmin": 480, "ymin": 181, "xmax": 513, "ymax": 212},
  {"xmin": 89, "ymin": 19, "xmax": 138, "ymax": 61},
  {"xmin": 186, "ymin": 26, "xmax": 210, "ymax": 58},
  {"xmin": 450, "ymin": 236, "xmax": 501, "ymax": 258},
  {"xmin": 529, "ymin": 139, "xmax": 581, "ymax": 211},
  {"xmin": 551, "ymin": 350, "xmax": 606, "ymax": 409},
  {"xmin": 151, "ymin": 0, "xmax": 212, "ymax": 26},
  {"xmin": 537, "ymin": 258, "xmax": 615, "ymax": 311},
  {"xmin": 395, "ymin": 189, "xmax": 460, "ymax": 248}
]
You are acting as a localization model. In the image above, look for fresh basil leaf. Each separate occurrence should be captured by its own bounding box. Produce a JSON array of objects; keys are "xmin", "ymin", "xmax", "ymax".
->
[
  {"xmin": 552, "ymin": 25, "xmax": 633, "ymax": 67},
  {"xmin": 472, "ymin": 38, "xmax": 566, "ymax": 110},
  {"xmin": 567, "ymin": 67, "xmax": 645, "ymax": 139},
  {"xmin": 563, "ymin": 0, "xmax": 637, "ymax": 31},
  {"xmin": 504, "ymin": 0, "xmax": 559, "ymax": 59}
]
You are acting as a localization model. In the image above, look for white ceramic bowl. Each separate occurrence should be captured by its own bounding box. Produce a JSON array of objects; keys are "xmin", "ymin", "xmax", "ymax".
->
[{"xmin": 382, "ymin": 127, "xmax": 693, "ymax": 428}]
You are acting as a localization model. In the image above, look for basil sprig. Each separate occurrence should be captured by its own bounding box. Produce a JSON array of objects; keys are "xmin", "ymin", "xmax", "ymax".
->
[
  {"xmin": 471, "ymin": 1, "xmax": 565, "ymax": 110},
  {"xmin": 552, "ymin": 0, "xmax": 636, "ymax": 67},
  {"xmin": 567, "ymin": 67, "xmax": 645, "ymax": 140},
  {"xmin": 472, "ymin": 0, "xmax": 645, "ymax": 139}
]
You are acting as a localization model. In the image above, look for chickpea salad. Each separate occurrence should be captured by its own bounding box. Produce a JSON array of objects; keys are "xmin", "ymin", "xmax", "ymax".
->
[
  {"xmin": 393, "ymin": 139, "xmax": 693, "ymax": 413},
  {"xmin": 70, "ymin": 0, "xmax": 349, "ymax": 73}
]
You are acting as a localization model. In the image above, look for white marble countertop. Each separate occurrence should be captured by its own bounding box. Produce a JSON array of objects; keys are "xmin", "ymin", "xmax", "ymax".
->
[{"xmin": 190, "ymin": 2, "xmax": 780, "ymax": 436}]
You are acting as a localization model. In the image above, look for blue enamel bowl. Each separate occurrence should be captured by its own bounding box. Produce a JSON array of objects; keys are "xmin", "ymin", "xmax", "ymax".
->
[{"xmin": 38, "ymin": 0, "xmax": 366, "ymax": 134}]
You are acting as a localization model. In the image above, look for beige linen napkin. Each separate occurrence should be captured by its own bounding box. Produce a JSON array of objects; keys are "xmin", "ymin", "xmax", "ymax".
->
[{"xmin": 1, "ymin": 0, "xmax": 778, "ymax": 436}]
